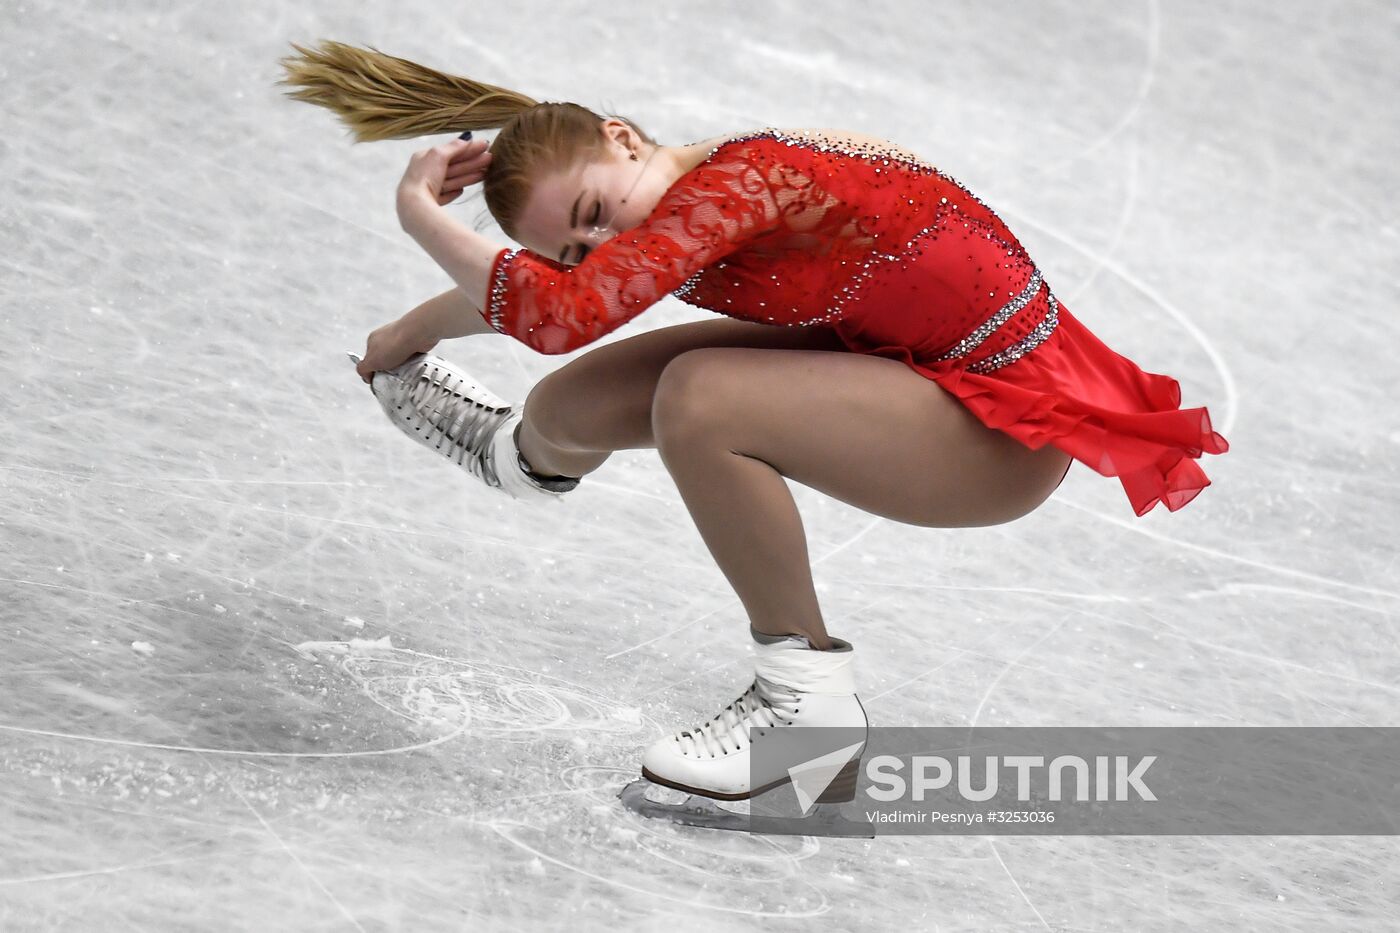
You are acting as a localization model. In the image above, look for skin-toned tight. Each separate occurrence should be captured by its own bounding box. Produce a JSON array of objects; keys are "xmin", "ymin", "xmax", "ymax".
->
[{"xmin": 516, "ymin": 318, "xmax": 1072, "ymax": 651}]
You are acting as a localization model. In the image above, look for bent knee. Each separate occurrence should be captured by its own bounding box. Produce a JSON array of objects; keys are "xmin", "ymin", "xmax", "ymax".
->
[
  {"xmin": 650, "ymin": 348, "xmax": 738, "ymax": 443},
  {"xmin": 522, "ymin": 367, "xmax": 596, "ymax": 449}
]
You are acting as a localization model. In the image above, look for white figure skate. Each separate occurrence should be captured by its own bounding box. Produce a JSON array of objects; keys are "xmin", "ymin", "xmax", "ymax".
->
[
  {"xmin": 349, "ymin": 351, "xmax": 580, "ymax": 502},
  {"xmin": 619, "ymin": 628, "xmax": 873, "ymax": 836}
]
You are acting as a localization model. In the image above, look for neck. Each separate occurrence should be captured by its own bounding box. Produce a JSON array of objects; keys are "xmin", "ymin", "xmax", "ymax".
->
[
  {"xmin": 656, "ymin": 139, "xmax": 714, "ymax": 186},
  {"xmin": 640, "ymin": 134, "xmax": 740, "ymax": 195},
  {"xmin": 645, "ymin": 145, "xmax": 682, "ymax": 190}
]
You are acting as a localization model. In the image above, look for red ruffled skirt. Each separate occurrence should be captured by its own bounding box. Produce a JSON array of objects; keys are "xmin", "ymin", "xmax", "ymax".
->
[{"xmin": 850, "ymin": 301, "xmax": 1230, "ymax": 517}]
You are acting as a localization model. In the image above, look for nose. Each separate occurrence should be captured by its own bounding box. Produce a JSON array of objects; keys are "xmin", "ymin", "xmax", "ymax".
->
[{"xmin": 567, "ymin": 225, "xmax": 615, "ymax": 264}]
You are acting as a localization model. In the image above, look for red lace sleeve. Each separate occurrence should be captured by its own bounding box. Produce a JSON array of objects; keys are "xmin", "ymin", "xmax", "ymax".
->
[{"xmin": 480, "ymin": 142, "xmax": 784, "ymax": 354}]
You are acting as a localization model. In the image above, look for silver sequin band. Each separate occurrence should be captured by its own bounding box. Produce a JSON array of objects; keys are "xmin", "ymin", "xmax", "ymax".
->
[
  {"xmin": 488, "ymin": 249, "xmax": 521, "ymax": 332},
  {"xmin": 965, "ymin": 291, "xmax": 1060, "ymax": 374},
  {"xmin": 930, "ymin": 269, "xmax": 1044, "ymax": 365},
  {"xmin": 496, "ymin": 128, "xmax": 1060, "ymax": 367}
]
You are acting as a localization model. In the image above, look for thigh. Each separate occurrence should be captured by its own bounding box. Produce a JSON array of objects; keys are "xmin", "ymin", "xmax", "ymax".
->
[
  {"xmin": 528, "ymin": 318, "xmax": 850, "ymax": 450},
  {"xmin": 652, "ymin": 347, "xmax": 1074, "ymax": 528}
]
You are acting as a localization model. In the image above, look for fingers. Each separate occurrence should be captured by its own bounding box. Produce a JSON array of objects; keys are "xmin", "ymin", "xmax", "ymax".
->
[
  {"xmin": 443, "ymin": 168, "xmax": 483, "ymax": 189},
  {"xmin": 410, "ymin": 138, "xmax": 488, "ymax": 172},
  {"xmin": 437, "ymin": 137, "xmax": 489, "ymax": 160},
  {"xmin": 437, "ymin": 179, "xmax": 473, "ymax": 203},
  {"xmin": 445, "ymin": 140, "xmax": 491, "ymax": 168},
  {"xmin": 409, "ymin": 137, "xmax": 489, "ymax": 205},
  {"xmin": 440, "ymin": 162, "xmax": 487, "ymax": 203},
  {"xmin": 445, "ymin": 146, "xmax": 489, "ymax": 182}
]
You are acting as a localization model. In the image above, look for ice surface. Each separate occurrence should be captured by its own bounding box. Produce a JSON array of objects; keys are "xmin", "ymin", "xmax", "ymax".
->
[{"xmin": 2, "ymin": 0, "xmax": 1398, "ymax": 930}]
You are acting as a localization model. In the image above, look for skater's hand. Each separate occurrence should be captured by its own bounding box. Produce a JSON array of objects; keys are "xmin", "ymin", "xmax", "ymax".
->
[
  {"xmin": 396, "ymin": 136, "xmax": 492, "ymax": 219},
  {"xmin": 356, "ymin": 320, "xmax": 435, "ymax": 384}
]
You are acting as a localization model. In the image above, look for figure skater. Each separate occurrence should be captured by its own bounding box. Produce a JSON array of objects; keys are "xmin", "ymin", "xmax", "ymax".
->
[{"xmin": 278, "ymin": 41, "xmax": 1230, "ymax": 814}]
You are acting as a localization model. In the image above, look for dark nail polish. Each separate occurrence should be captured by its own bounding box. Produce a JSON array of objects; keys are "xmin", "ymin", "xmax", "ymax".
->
[{"xmin": 458, "ymin": 131, "xmax": 473, "ymax": 140}]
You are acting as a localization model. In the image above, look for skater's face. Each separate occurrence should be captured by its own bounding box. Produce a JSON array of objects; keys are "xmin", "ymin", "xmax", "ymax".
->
[{"xmin": 515, "ymin": 121, "xmax": 665, "ymax": 267}]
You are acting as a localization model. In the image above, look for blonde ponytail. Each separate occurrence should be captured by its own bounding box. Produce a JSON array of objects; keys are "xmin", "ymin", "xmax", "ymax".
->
[
  {"xmin": 276, "ymin": 40, "xmax": 659, "ymax": 239},
  {"xmin": 276, "ymin": 40, "xmax": 538, "ymax": 142}
]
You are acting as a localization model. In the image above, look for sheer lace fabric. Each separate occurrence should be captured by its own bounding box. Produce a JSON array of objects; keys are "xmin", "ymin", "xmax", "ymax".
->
[{"xmin": 481, "ymin": 129, "xmax": 1229, "ymax": 516}]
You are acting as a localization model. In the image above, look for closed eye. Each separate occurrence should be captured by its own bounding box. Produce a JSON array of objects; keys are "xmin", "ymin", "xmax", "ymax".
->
[{"xmin": 568, "ymin": 201, "xmax": 603, "ymax": 265}]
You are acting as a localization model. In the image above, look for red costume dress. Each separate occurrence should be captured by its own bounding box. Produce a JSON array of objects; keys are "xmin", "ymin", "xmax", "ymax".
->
[{"xmin": 481, "ymin": 128, "xmax": 1229, "ymax": 516}]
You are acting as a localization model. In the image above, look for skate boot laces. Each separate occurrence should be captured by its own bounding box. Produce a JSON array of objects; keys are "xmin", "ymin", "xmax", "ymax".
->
[
  {"xmin": 674, "ymin": 675, "xmax": 801, "ymax": 758},
  {"xmin": 374, "ymin": 354, "xmax": 514, "ymax": 488}
]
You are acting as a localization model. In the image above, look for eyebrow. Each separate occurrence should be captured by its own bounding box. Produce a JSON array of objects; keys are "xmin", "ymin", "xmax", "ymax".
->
[{"xmin": 560, "ymin": 189, "xmax": 585, "ymax": 264}]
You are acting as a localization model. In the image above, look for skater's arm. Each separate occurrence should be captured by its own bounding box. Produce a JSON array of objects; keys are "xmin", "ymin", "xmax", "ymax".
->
[
  {"xmin": 397, "ymin": 195, "xmax": 501, "ymax": 316},
  {"xmin": 399, "ymin": 285, "xmax": 496, "ymax": 341},
  {"xmin": 476, "ymin": 145, "xmax": 791, "ymax": 355},
  {"xmin": 391, "ymin": 136, "xmax": 502, "ymax": 315},
  {"xmin": 396, "ymin": 136, "xmax": 799, "ymax": 356},
  {"xmin": 353, "ymin": 286, "xmax": 494, "ymax": 384}
]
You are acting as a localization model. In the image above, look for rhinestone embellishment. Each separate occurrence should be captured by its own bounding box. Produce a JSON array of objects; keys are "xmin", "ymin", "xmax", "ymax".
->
[
  {"xmin": 931, "ymin": 269, "xmax": 1044, "ymax": 364},
  {"xmin": 966, "ymin": 292, "xmax": 1060, "ymax": 374},
  {"xmin": 488, "ymin": 128, "xmax": 1058, "ymax": 371},
  {"xmin": 673, "ymin": 128, "xmax": 1037, "ymax": 335},
  {"xmin": 488, "ymin": 248, "xmax": 520, "ymax": 332}
]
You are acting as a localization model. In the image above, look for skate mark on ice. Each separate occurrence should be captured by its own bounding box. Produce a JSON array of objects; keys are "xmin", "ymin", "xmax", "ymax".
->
[
  {"xmin": 1044, "ymin": 497, "xmax": 1400, "ymax": 606},
  {"xmin": 968, "ymin": 620, "xmax": 1069, "ymax": 933},
  {"xmin": 331, "ymin": 646, "xmax": 655, "ymax": 743},
  {"xmin": 7, "ymin": 460, "xmax": 715, "ymax": 577},
  {"xmin": 560, "ymin": 765, "xmax": 824, "ymax": 866},
  {"xmin": 484, "ymin": 764, "xmax": 833, "ymax": 906},
  {"xmin": 806, "ymin": 514, "xmax": 884, "ymax": 565},
  {"xmin": 1025, "ymin": 0, "xmax": 1161, "ymax": 179},
  {"xmin": 0, "ymin": 644, "xmax": 650, "ymax": 757},
  {"xmin": 988, "ymin": 839, "xmax": 1054, "ymax": 932},
  {"xmin": 968, "ymin": 618, "xmax": 1073, "ymax": 729},
  {"xmin": 0, "ymin": 840, "xmax": 289, "ymax": 887},
  {"xmin": 573, "ymin": 476, "xmax": 676, "ymax": 504},
  {"xmin": 834, "ymin": 514, "xmax": 1400, "ymax": 625},
  {"xmin": 1, "ymin": 464, "xmax": 380, "ymax": 489},
  {"xmin": 863, "ymin": 648, "xmax": 971, "ymax": 704},
  {"xmin": 211, "ymin": 761, "xmax": 368, "ymax": 933},
  {"xmin": 1056, "ymin": 141, "xmax": 1141, "ymax": 308},
  {"xmin": 0, "ymin": 718, "xmax": 467, "ymax": 759},
  {"xmin": 628, "ymin": 654, "xmax": 748, "ymax": 702},
  {"xmin": 487, "ymin": 805, "xmax": 835, "ymax": 918},
  {"xmin": 1081, "ymin": 604, "xmax": 1400, "ymax": 697}
]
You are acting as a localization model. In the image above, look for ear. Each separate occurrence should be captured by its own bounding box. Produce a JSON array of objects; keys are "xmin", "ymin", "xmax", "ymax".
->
[{"xmin": 601, "ymin": 117, "xmax": 633, "ymax": 150}]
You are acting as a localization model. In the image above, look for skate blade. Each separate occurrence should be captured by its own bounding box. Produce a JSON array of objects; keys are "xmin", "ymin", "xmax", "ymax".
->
[{"xmin": 617, "ymin": 779, "xmax": 873, "ymax": 837}]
